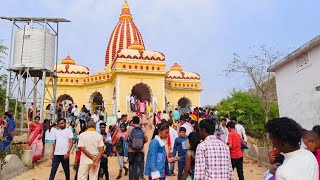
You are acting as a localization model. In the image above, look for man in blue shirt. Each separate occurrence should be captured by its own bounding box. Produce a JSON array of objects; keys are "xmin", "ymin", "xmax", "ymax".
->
[
  {"xmin": 173, "ymin": 108, "xmax": 180, "ymax": 123},
  {"xmin": 172, "ymin": 127, "xmax": 188, "ymax": 180},
  {"xmin": 1, "ymin": 112, "xmax": 16, "ymax": 152}
]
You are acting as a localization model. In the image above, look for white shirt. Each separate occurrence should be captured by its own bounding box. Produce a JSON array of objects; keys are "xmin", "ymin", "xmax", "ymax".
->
[
  {"xmin": 181, "ymin": 122, "xmax": 194, "ymax": 136},
  {"xmin": 45, "ymin": 128, "xmax": 57, "ymax": 141},
  {"xmin": 220, "ymin": 126, "xmax": 229, "ymax": 143},
  {"xmin": 276, "ymin": 148, "xmax": 319, "ymax": 180},
  {"xmin": 72, "ymin": 107, "xmax": 79, "ymax": 117},
  {"xmin": 160, "ymin": 113, "xmax": 170, "ymax": 121},
  {"xmin": 117, "ymin": 112, "xmax": 122, "ymax": 119},
  {"xmin": 169, "ymin": 127, "xmax": 178, "ymax": 152},
  {"xmin": 92, "ymin": 114, "xmax": 99, "ymax": 123},
  {"xmin": 78, "ymin": 130, "xmax": 104, "ymax": 165},
  {"xmin": 53, "ymin": 128, "xmax": 73, "ymax": 155},
  {"xmin": 235, "ymin": 124, "xmax": 247, "ymax": 142}
]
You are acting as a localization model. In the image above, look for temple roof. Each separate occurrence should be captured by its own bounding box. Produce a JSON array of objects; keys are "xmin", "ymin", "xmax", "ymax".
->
[
  {"xmin": 105, "ymin": 1, "xmax": 145, "ymax": 66},
  {"xmin": 55, "ymin": 55, "xmax": 90, "ymax": 76},
  {"xmin": 166, "ymin": 63, "xmax": 200, "ymax": 80}
]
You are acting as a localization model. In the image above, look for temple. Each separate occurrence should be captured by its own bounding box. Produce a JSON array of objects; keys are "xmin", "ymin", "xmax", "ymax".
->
[{"xmin": 46, "ymin": 2, "xmax": 202, "ymax": 116}]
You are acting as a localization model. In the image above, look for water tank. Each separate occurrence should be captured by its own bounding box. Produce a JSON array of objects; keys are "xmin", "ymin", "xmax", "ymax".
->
[{"xmin": 12, "ymin": 25, "xmax": 56, "ymax": 72}]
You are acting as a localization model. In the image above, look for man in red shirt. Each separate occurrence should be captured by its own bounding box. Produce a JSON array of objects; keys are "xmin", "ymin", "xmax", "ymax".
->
[{"xmin": 227, "ymin": 121, "xmax": 244, "ymax": 180}]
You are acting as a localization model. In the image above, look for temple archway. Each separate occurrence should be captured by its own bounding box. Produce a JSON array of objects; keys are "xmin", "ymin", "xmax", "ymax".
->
[
  {"xmin": 57, "ymin": 94, "xmax": 74, "ymax": 105},
  {"xmin": 90, "ymin": 92, "xmax": 104, "ymax": 111},
  {"xmin": 178, "ymin": 97, "xmax": 191, "ymax": 108},
  {"xmin": 131, "ymin": 83, "xmax": 152, "ymax": 102}
]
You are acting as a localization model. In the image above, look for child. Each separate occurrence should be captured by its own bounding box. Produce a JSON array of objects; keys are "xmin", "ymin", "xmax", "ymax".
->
[
  {"xmin": 145, "ymin": 123, "xmax": 178, "ymax": 180},
  {"xmin": 172, "ymin": 127, "xmax": 188, "ymax": 180},
  {"xmin": 114, "ymin": 123, "xmax": 128, "ymax": 179},
  {"xmin": 100, "ymin": 132, "xmax": 113, "ymax": 180},
  {"xmin": 181, "ymin": 132, "xmax": 201, "ymax": 180}
]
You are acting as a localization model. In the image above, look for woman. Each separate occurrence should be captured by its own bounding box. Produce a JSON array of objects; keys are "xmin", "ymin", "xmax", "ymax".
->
[
  {"xmin": 44, "ymin": 123, "xmax": 57, "ymax": 159},
  {"xmin": 45, "ymin": 104, "xmax": 53, "ymax": 124},
  {"xmin": 28, "ymin": 116, "xmax": 44, "ymax": 163},
  {"xmin": 145, "ymin": 123, "xmax": 178, "ymax": 180},
  {"xmin": 181, "ymin": 132, "xmax": 201, "ymax": 180},
  {"xmin": 114, "ymin": 123, "xmax": 129, "ymax": 179}
]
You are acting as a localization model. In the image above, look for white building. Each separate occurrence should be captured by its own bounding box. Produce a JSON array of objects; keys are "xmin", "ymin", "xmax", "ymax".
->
[{"xmin": 268, "ymin": 35, "xmax": 320, "ymax": 129}]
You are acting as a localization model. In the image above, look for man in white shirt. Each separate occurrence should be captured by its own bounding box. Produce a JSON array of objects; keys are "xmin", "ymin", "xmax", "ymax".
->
[
  {"xmin": 49, "ymin": 118, "xmax": 73, "ymax": 180},
  {"xmin": 71, "ymin": 105, "xmax": 79, "ymax": 121},
  {"xmin": 231, "ymin": 116, "xmax": 248, "ymax": 144},
  {"xmin": 220, "ymin": 118, "xmax": 229, "ymax": 143},
  {"xmin": 78, "ymin": 121, "xmax": 105, "ymax": 180},
  {"xmin": 96, "ymin": 115, "xmax": 104, "ymax": 134},
  {"xmin": 117, "ymin": 110, "xmax": 122, "ymax": 119},
  {"xmin": 179, "ymin": 115, "xmax": 194, "ymax": 136},
  {"xmin": 91, "ymin": 110, "xmax": 100, "ymax": 123},
  {"xmin": 160, "ymin": 110, "xmax": 170, "ymax": 121},
  {"xmin": 265, "ymin": 117, "xmax": 319, "ymax": 180}
]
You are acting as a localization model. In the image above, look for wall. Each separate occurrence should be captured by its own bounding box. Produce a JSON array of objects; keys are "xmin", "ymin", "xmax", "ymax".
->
[
  {"xmin": 117, "ymin": 72, "xmax": 166, "ymax": 113},
  {"xmin": 275, "ymin": 45, "xmax": 320, "ymax": 129},
  {"xmin": 165, "ymin": 87, "xmax": 201, "ymax": 108}
]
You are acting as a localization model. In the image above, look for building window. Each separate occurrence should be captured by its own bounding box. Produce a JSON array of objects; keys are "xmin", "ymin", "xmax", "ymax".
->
[
  {"xmin": 129, "ymin": 65, "xmax": 132, "ymax": 69},
  {"xmin": 152, "ymin": 67, "xmax": 155, "ymax": 70},
  {"xmin": 123, "ymin": 65, "xmax": 126, "ymax": 69},
  {"xmin": 66, "ymin": 79, "xmax": 68, "ymax": 83},
  {"xmin": 76, "ymin": 80, "xmax": 78, "ymax": 83},
  {"xmin": 296, "ymin": 52, "xmax": 311, "ymax": 72},
  {"xmin": 71, "ymin": 79, "xmax": 73, "ymax": 83},
  {"xmin": 146, "ymin": 66, "xmax": 149, "ymax": 70},
  {"xmin": 157, "ymin": 67, "xmax": 160, "ymax": 71}
]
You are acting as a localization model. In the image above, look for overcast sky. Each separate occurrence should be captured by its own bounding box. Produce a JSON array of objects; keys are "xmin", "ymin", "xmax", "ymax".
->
[{"xmin": 0, "ymin": 0, "xmax": 319, "ymax": 106}]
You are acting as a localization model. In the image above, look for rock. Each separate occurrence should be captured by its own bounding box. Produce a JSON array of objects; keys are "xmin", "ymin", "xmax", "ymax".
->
[{"xmin": 0, "ymin": 154, "xmax": 26, "ymax": 179}]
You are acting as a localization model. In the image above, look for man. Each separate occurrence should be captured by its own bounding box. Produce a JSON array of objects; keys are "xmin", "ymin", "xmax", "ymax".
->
[
  {"xmin": 231, "ymin": 116, "xmax": 248, "ymax": 145},
  {"xmin": 77, "ymin": 121, "xmax": 104, "ymax": 180},
  {"xmin": 118, "ymin": 114, "xmax": 128, "ymax": 127},
  {"xmin": 173, "ymin": 108, "xmax": 180, "ymax": 122},
  {"xmin": 194, "ymin": 119, "xmax": 233, "ymax": 180},
  {"xmin": 227, "ymin": 121, "xmax": 244, "ymax": 180},
  {"xmin": 179, "ymin": 115, "xmax": 193, "ymax": 136},
  {"xmin": 28, "ymin": 103, "xmax": 34, "ymax": 121},
  {"xmin": 160, "ymin": 110, "xmax": 170, "ymax": 121},
  {"xmin": 127, "ymin": 116, "xmax": 148, "ymax": 180},
  {"xmin": 117, "ymin": 110, "xmax": 122, "ymax": 120},
  {"xmin": 79, "ymin": 108, "xmax": 87, "ymax": 131},
  {"xmin": 91, "ymin": 110, "xmax": 100, "ymax": 123},
  {"xmin": 266, "ymin": 117, "xmax": 318, "ymax": 180},
  {"xmin": 49, "ymin": 118, "xmax": 73, "ymax": 180},
  {"xmin": 0, "ymin": 112, "xmax": 16, "ymax": 152},
  {"xmin": 220, "ymin": 118, "xmax": 229, "ymax": 143},
  {"xmin": 96, "ymin": 115, "xmax": 105, "ymax": 134},
  {"xmin": 71, "ymin": 105, "xmax": 79, "ymax": 122},
  {"xmin": 67, "ymin": 104, "xmax": 73, "ymax": 122}
]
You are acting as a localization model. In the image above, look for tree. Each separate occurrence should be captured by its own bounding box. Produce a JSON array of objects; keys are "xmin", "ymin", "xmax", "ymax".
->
[
  {"xmin": 0, "ymin": 40, "xmax": 8, "ymax": 115},
  {"xmin": 215, "ymin": 91, "xmax": 279, "ymax": 139},
  {"xmin": 225, "ymin": 45, "xmax": 285, "ymax": 123}
]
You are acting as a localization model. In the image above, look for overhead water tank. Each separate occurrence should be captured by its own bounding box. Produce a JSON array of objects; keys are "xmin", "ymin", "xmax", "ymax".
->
[{"xmin": 12, "ymin": 25, "xmax": 56, "ymax": 72}]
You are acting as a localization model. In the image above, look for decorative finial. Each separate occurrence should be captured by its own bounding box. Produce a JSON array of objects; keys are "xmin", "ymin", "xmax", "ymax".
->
[{"xmin": 120, "ymin": 0, "xmax": 132, "ymax": 19}]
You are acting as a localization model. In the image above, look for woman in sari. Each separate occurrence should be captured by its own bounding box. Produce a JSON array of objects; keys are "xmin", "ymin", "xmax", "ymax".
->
[{"xmin": 29, "ymin": 116, "xmax": 43, "ymax": 163}]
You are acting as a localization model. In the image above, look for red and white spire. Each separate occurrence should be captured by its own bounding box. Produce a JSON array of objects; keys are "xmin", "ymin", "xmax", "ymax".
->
[{"xmin": 105, "ymin": 1, "xmax": 145, "ymax": 66}]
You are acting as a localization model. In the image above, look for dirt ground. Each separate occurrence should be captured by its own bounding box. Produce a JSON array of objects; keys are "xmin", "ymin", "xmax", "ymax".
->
[{"xmin": 14, "ymin": 128, "xmax": 268, "ymax": 180}]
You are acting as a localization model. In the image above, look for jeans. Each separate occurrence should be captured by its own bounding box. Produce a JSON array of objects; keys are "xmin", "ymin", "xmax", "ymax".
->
[
  {"xmin": 231, "ymin": 157, "xmax": 244, "ymax": 180},
  {"xmin": 128, "ymin": 152, "xmax": 144, "ymax": 180},
  {"xmin": 177, "ymin": 160, "xmax": 185, "ymax": 180},
  {"xmin": 49, "ymin": 155, "xmax": 70, "ymax": 180},
  {"xmin": 100, "ymin": 160, "xmax": 109, "ymax": 180}
]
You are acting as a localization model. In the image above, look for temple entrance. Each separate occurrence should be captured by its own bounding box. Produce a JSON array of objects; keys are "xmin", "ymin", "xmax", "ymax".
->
[
  {"xmin": 130, "ymin": 83, "xmax": 152, "ymax": 114},
  {"xmin": 56, "ymin": 94, "xmax": 74, "ymax": 119},
  {"xmin": 178, "ymin": 97, "xmax": 191, "ymax": 113},
  {"xmin": 90, "ymin": 92, "xmax": 104, "ymax": 112}
]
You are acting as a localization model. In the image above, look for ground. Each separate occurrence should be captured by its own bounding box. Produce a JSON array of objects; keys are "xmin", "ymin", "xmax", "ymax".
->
[{"xmin": 15, "ymin": 129, "xmax": 268, "ymax": 180}]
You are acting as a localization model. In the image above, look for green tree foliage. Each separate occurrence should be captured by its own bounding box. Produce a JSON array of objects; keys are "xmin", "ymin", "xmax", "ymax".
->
[{"xmin": 215, "ymin": 91, "xmax": 279, "ymax": 139}]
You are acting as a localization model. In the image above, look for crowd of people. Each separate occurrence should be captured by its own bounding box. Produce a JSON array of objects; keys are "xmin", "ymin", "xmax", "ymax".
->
[{"xmin": 1, "ymin": 104, "xmax": 320, "ymax": 180}]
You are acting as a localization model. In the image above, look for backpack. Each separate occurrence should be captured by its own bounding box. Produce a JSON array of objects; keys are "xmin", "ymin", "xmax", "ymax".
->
[
  {"xmin": 116, "ymin": 137, "xmax": 124, "ymax": 156},
  {"xmin": 129, "ymin": 126, "xmax": 144, "ymax": 150}
]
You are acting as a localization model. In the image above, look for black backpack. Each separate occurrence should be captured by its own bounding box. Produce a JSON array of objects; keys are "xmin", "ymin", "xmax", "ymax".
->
[{"xmin": 129, "ymin": 126, "xmax": 144, "ymax": 150}]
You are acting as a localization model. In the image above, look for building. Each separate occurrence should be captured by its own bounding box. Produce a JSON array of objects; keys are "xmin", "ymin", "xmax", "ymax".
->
[
  {"xmin": 268, "ymin": 35, "xmax": 320, "ymax": 129},
  {"xmin": 46, "ymin": 2, "xmax": 202, "ymax": 116}
]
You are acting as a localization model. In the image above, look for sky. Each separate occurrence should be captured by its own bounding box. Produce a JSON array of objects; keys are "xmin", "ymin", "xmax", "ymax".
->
[{"xmin": 0, "ymin": 0, "xmax": 320, "ymax": 106}]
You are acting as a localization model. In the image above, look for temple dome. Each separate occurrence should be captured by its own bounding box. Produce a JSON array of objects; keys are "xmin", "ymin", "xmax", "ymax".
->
[
  {"xmin": 105, "ymin": 1, "xmax": 145, "ymax": 66},
  {"xmin": 166, "ymin": 63, "xmax": 200, "ymax": 80},
  {"xmin": 55, "ymin": 55, "xmax": 90, "ymax": 76}
]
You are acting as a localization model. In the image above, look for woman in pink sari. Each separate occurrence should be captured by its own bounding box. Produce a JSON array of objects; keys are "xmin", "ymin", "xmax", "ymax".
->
[{"xmin": 29, "ymin": 116, "xmax": 43, "ymax": 163}]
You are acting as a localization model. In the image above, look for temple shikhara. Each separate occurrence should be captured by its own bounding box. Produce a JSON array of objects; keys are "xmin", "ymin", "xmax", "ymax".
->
[{"xmin": 47, "ymin": 2, "xmax": 202, "ymax": 115}]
